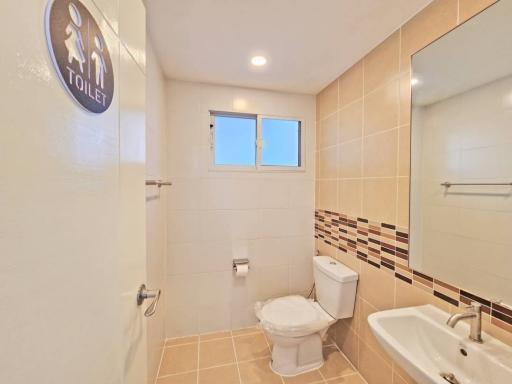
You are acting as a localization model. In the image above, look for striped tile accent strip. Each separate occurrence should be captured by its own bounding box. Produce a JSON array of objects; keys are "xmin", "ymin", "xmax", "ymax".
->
[{"xmin": 314, "ymin": 209, "xmax": 512, "ymax": 334}]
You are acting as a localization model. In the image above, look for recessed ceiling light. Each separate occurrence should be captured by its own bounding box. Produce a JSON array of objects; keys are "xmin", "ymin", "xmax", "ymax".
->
[{"xmin": 251, "ymin": 56, "xmax": 267, "ymax": 66}]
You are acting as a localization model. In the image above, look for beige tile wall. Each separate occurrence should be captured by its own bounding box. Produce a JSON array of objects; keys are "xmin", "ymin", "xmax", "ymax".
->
[{"xmin": 315, "ymin": 1, "xmax": 507, "ymax": 384}]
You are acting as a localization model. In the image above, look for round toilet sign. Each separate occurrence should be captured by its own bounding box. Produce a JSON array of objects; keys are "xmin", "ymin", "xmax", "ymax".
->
[{"xmin": 45, "ymin": 0, "xmax": 114, "ymax": 113}]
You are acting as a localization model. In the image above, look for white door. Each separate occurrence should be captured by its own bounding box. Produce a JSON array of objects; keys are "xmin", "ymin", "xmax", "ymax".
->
[{"xmin": 0, "ymin": 1, "xmax": 149, "ymax": 383}]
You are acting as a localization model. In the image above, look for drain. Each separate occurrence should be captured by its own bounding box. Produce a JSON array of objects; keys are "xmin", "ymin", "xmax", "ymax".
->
[{"xmin": 440, "ymin": 372, "xmax": 461, "ymax": 384}]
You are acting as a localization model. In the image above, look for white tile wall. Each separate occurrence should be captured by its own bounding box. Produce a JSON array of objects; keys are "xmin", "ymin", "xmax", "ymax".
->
[
  {"xmin": 411, "ymin": 75, "xmax": 512, "ymax": 303},
  {"xmin": 145, "ymin": 41, "xmax": 167, "ymax": 384},
  {"xmin": 165, "ymin": 80, "xmax": 316, "ymax": 337}
]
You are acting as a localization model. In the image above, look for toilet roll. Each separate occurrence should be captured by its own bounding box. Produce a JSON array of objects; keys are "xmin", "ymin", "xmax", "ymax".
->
[{"xmin": 235, "ymin": 263, "xmax": 249, "ymax": 277}]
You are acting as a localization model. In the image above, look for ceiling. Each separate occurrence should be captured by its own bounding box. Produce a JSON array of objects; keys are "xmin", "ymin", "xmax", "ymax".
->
[
  {"xmin": 147, "ymin": 0, "xmax": 432, "ymax": 95},
  {"xmin": 412, "ymin": 0, "xmax": 511, "ymax": 106}
]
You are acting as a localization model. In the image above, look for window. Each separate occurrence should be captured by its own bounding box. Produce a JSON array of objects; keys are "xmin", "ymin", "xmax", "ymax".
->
[
  {"xmin": 213, "ymin": 113, "xmax": 257, "ymax": 166},
  {"xmin": 261, "ymin": 118, "xmax": 301, "ymax": 167},
  {"xmin": 210, "ymin": 111, "xmax": 303, "ymax": 170}
]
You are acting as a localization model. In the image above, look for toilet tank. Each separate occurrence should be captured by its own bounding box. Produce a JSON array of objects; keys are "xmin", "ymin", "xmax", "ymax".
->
[{"xmin": 313, "ymin": 256, "xmax": 358, "ymax": 319}]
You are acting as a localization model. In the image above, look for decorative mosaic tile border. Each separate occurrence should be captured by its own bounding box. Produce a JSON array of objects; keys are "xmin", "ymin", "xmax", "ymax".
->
[{"xmin": 314, "ymin": 209, "xmax": 512, "ymax": 334}]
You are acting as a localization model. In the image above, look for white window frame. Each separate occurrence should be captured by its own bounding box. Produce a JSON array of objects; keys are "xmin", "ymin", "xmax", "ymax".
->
[{"xmin": 209, "ymin": 111, "xmax": 306, "ymax": 172}]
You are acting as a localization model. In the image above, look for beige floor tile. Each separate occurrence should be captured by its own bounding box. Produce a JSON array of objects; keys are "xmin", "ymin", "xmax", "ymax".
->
[
  {"xmin": 159, "ymin": 344, "xmax": 198, "ymax": 376},
  {"xmin": 234, "ymin": 333, "xmax": 271, "ymax": 362},
  {"xmin": 238, "ymin": 358, "xmax": 283, "ymax": 384},
  {"xmin": 198, "ymin": 364, "xmax": 240, "ymax": 384},
  {"xmin": 282, "ymin": 369, "xmax": 323, "ymax": 384},
  {"xmin": 232, "ymin": 327, "xmax": 263, "ymax": 337},
  {"xmin": 200, "ymin": 330, "xmax": 232, "ymax": 341},
  {"xmin": 156, "ymin": 372, "xmax": 198, "ymax": 384},
  {"xmin": 199, "ymin": 338, "xmax": 236, "ymax": 369},
  {"xmin": 319, "ymin": 346, "xmax": 355, "ymax": 380},
  {"xmin": 165, "ymin": 336, "xmax": 199, "ymax": 347},
  {"xmin": 326, "ymin": 373, "xmax": 367, "ymax": 383}
]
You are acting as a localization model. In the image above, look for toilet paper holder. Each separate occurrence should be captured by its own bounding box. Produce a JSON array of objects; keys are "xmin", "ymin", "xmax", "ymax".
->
[{"xmin": 233, "ymin": 258, "xmax": 250, "ymax": 271}]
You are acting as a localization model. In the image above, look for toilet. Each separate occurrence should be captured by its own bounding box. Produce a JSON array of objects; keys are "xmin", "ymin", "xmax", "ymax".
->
[{"xmin": 255, "ymin": 256, "xmax": 358, "ymax": 377}]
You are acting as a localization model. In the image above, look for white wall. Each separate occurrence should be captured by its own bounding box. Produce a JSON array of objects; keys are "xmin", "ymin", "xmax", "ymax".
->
[
  {"xmin": 410, "ymin": 75, "xmax": 512, "ymax": 303},
  {"xmin": 145, "ymin": 40, "xmax": 167, "ymax": 383},
  {"xmin": 165, "ymin": 80, "xmax": 316, "ymax": 337},
  {"xmin": 0, "ymin": 0, "xmax": 148, "ymax": 383}
]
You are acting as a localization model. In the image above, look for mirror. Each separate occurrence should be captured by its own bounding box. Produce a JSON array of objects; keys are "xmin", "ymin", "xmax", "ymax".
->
[{"xmin": 409, "ymin": 0, "xmax": 512, "ymax": 304}]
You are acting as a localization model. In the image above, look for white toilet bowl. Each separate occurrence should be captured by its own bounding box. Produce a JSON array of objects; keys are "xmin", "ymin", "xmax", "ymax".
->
[
  {"xmin": 255, "ymin": 256, "xmax": 358, "ymax": 377},
  {"xmin": 257, "ymin": 295, "xmax": 336, "ymax": 376}
]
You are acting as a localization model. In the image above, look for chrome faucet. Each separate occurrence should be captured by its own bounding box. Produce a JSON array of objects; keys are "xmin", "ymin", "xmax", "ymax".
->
[{"xmin": 446, "ymin": 302, "xmax": 483, "ymax": 343}]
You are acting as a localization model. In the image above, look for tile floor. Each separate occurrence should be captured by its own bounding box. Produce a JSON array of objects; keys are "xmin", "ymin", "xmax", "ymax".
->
[{"xmin": 156, "ymin": 327, "xmax": 367, "ymax": 384}]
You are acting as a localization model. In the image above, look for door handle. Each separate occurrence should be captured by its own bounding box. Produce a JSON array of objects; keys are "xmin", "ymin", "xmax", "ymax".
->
[{"xmin": 137, "ymin": 284, "xmax": 161, "ymax": 317}]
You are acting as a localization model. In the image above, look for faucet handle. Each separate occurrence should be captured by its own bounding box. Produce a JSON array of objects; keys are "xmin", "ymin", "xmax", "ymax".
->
[{"xmin": 467, "ymin": 302, "xmax": 482, "ymax": 312}]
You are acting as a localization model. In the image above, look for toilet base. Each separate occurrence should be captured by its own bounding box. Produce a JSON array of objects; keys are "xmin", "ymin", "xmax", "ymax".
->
[{"xmin": 268, "ymin": 332, "xmax": 325, "ymax": 377}]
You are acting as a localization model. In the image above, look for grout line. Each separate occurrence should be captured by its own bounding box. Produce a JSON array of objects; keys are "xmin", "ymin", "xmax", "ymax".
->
[
  {"xmin": 320, "ymin": 65, "xmax": 410, "ymax": 126},
  {"xmin": 360, "ymin": 59, "xmax": 365, "ymax": 217},
  {"xmin": 319, "ymin": 109, "xmax": 338, "ymax": 122},
  {"xmin": 196, "ymin": 337, "xmax": 200, "ymax": 384},
  {"xmin": 336, "ymin": 79, "xmax": 340, "ymax": 213},
  {"xmin": 162, "ymin": 329, "xmax": 371, "ymax": 383},
  {"xmin": 398, "ymin": 25, "xmax": 403, "ymax": 74},
  {"xmin": 158, "ymin": 355, "xmax": 271, "ymax": 379},
  {"xmin": 339, "ymin": 95, "xmax": 364, "ymax": 112},
  {"xmin": 157, "ymin": 369, "xmax": 198, "ymax": 379},
  {"xmin": 230, "ymin": 334, "xmax": 244, "ymax": 384},
  {"xmin": 154, "ymin": 340, "xmax": 166, "ymax": 384},
  {"xmin": 164, "ymin": 341, "xmax": 198, "ymax": 348},
  {"xmin": 318, "ymin": 125, "xmax": 401, "ymax": 152},
  {"xmin": 331, "ymin": 343, "xmax": 358, "ymax": 374},
  {"xmin": 317, "ymin": 368, "xmax": 327, "ymax": 383},
  {"xmin": 394, "ymin": 55, "xmax": 402, "ymax": 232},
  {"xmin": 318, "ymin": 176, "xmax": 408, "ymax": 182}
]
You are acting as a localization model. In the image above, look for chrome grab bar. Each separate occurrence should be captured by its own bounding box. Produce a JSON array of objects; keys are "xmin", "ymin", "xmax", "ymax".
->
[
  {"xmin": 146, "ymin": 180, "xmax": 172, "ymax": 188},
  {"xmin": 441, "ymin": 181, "xmax": 512, "ymax": 188},
  {"xmin": 137, "ymin": 284, "xmax": 161, "ymax": 317}
]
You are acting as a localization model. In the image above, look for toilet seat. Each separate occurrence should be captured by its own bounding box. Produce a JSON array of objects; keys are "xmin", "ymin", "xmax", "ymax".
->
[{"xmin": 255, "ymin": 295, "xmax": 335, "ymax": 337}]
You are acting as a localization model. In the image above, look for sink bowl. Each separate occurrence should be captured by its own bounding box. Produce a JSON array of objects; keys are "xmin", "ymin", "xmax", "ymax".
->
[{"xmin": 368, "ymin": 305, "xmax": 512, "ymax": 384}]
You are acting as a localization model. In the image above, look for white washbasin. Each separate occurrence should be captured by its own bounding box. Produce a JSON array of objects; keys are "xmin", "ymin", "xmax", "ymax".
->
[{"xmin": 368, "ymin": 305, "xmax": 512, "ymax": 384}]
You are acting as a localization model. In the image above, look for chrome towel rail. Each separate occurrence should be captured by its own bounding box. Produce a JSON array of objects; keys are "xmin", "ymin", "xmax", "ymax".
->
[
  {"xmin": 441, "ymin": 181, "xmax": 512, "ymax": 188},
  {"xmin": 146, "ymin": 180, "xmax": 172, "ymax": 188}
]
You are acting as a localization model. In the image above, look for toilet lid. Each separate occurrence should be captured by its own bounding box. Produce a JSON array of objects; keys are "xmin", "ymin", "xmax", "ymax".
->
[
  {"xmin": 261, "ymin": 296, "xmax": 318, "ymax": 327},
  {"xmin": 255, "ymin": 295, "xmax": 331, "ymax": 336}
]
